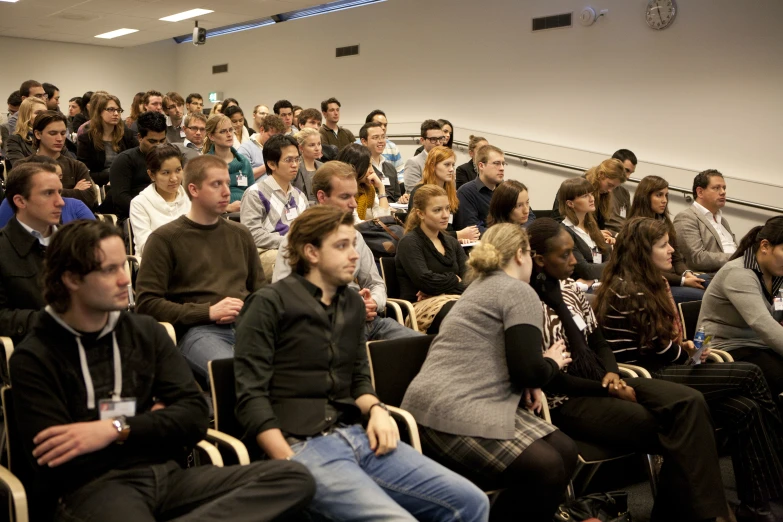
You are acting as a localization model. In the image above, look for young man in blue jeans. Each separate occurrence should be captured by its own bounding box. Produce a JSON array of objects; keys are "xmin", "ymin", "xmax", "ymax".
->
[{"xmin": 235, "ymin": 205, "xmax": 489, "ymax": 521}]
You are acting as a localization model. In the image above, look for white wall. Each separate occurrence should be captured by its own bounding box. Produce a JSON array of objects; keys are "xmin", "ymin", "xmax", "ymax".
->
[{"xmin": 0, "ymin": 36, "xmax": 177, "ymax": 113}]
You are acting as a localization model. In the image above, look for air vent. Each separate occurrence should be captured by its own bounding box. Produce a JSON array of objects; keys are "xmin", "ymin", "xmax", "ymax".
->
[
  {"xmin": 212, "ymin": 64, "xmax": 229, "ymax": 74},
  {"xmin": 336, "ymin": 45, "xmax": 359, "ymax": 58},
  {"xmin": 532, "ymin": 13, "xmax": 572, "ymax": 31}
]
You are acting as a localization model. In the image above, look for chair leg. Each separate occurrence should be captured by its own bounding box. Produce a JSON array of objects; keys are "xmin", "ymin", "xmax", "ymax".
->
[
  {"xmin": 579, "ymin": 462, "xmax": 603, "ymax": 495},
  {"xmin": 645, "ymin": 454, "xmax": 660, "ymax": 499},
  {"xmin": 567, "ymin": 460, "xmax": 585, "ymax": 500}
]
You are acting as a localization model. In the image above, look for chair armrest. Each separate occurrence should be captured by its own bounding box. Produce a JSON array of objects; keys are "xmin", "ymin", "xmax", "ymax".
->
[
  {"xmin": 95, "ymin": 213, "xmax": 118, "ymax": 225},
  {"xmin": 618, "ymin": 363, "xmax": 652, "ymax": 379},
  {"xmin": 388, "ymin": 298, "xmax": 419, "ymax": 332},
  {"xmin": 196, "ymin": 440, "xmax": 224, "ymax": 467},
  {"xmin": 385, "ymin": 301, "xmax": 404, "ymax": 326},
  {"xmin": 205, "ymin": 429, "xmax": 251, "ymax": 465},
  {"xmin": 0, "ymin": 465, "xmax": 27, "ymax": 522},
  {"xmin": 711, "ymin": 349, "xmax": 733, "ymax": 362},
  {"xmin": 387, "ymin": 405, "xmax": 422, "ymax": 454},
  {"xmin": 706, "ymin": 352, "xmax": 723, "ymax": 363},
  {"xmin": 159, "ymin": 322, "xmax": 176, "ymax": 344},
  {"xmin": 539, "ymin": 391, "xmax": 552, "ymax": 424},
  {"xmin": 1, "ymin": 337, "xmax": 13, "ymax": 373}
]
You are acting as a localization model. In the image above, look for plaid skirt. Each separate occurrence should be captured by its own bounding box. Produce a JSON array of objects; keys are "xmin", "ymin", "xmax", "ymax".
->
[{"xmin": 418, "ymin": 407, "xmax": 557, "ymax": 484}]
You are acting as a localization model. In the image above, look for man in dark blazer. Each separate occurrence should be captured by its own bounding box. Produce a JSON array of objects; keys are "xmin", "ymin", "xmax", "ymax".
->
[{"xmin": 0, "ymin": 162, "xmax": 64, "ymax": 344}]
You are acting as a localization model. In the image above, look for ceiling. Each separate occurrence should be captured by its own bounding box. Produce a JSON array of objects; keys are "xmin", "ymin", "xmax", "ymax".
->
[{"xmin": 0, "ymin": 0, "xmax": 330, "ymax": 47}]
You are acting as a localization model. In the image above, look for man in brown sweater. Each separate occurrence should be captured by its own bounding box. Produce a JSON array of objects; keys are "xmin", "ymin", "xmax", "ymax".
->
[
  {"xmin": 319, "ymin": 97, "xmax": 355, "ymax": 152},
  {"xmin": 136, "ymin": 155, "xmax": 264, "ymax": 378}
]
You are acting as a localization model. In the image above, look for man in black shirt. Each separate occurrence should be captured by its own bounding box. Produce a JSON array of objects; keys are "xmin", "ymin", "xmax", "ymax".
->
[
  {"xmin": 10, "ymin": 219, "xmax": 314, "ymax": 521},
  {"xmin": 454, "ymin": 144, "xmax": 505, "ymax": 234},
  {"xmin": 235, "ymin": 206, "xmax": 488, "ymax": 521}
]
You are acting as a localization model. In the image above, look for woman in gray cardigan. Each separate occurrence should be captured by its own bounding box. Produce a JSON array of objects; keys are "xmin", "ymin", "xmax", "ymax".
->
[
  {"xmin": 698, "ymin": 216, "xmax": 783, "ymax": 399},
  {"xmin": 402, "ymin": 224, "xmax": 578, "ymax": 522}
]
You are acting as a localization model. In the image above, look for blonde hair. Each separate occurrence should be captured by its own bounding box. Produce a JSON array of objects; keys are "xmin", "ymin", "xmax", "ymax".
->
[
  {"xmin": 294, "ymin": 127, "xmax": 320, "ymax": 146},
  {"xmin": 202, "ymin": 114, "xmax": 231, "ymax": 154},
  {"xmin": 14, "ymin": 98, "xmax": 47, "ymax": 141},
  {"xmin": 467, "ymin": 135, "xmax": 488, "ymax": 155},
  {"xmin": 209, "ymin": 102, "xmax": 223, "ymax": 117},
  {"xmin": 405, "ymin": 184, "xmax": 448, "ymax": 233},
  {"xmin": 584, "ymin": 158, "xmax": 625, "ymax": 220},
  {"xmin": 421, "ymin": 146, "xmax": 459, "ymax": 212},
  {"xmin": 467, "ymin": 223, "xmax": 529, "ymax": 280}
]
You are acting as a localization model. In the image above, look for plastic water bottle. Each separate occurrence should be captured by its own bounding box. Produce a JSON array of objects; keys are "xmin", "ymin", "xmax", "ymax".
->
[{"xmin": 692, "ymin": 327, "xmax": 707, "ymax": 365}]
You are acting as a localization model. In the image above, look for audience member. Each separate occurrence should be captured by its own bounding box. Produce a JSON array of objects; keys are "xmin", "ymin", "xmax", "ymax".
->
[
  {"xmin": 129, "ymin": 90, "xmax": 164, "ymax": 132},
  {"xmin": 31, "ymin": 111, "xmax": 96, "ymax": 208},
  {"xmin": 129, "ymin": 144, "xmax": 191, "ymax": 256},
  {"xmin": 273, "ymin": 99, "xmax": 296, "ymax": 135},
  {"xmin": 77, "ymin": 94, "xmax": 137, "ymax": 186},
  {"xmin": 6, "ymin": 80, "xmax": 45, "ymax": 133},
  {"xmin": 338, "ymin": 144, "xmax": 390, "ymax": 222},
  {"xmin": 403, "ymin": 119, "xmax": 444, "ymax": 191},
  {"xmin": 604, "ymin": 149, "xmax": 636, "ymax": 234},
  {"xmin": 455, "ymin": 135, "xmax": 488, "ymax": 190},
  {"xmin": 240, "ymin": 134, "xmax": 307, "ymax": 280},
  {"xmin": 454, "ymin": 144, "xmax": 505, "ymax": 233},
  {"xmin": 319, "ymin": 97, "xmax": 355, "ymax": 152},
  {"xmin": 124, "ymin": 91, "xmax": 144, "ymax": 128},
  {"xmin": 597, "ymin": 216, "xmax": 783, "ymax": 521},
  {"xmin": 163, "ymin": 91, "xmax": 186, "ymax": 144},
  {"xmin": 6, "ymin": 97, "xmax": 47, "ymax": 164},
  {"xmin": 42, "ymin": 82, "xmax": 60, "ymax": 112},
  {"xmin": 136, "ymin": 155, "xmax": 264, "ymax": 378},
  {"xmin": 0, "ymin": 162, "xmax": 63, "ymax": 344},
  {"xmin": 413, "ymin": 119, "xmax": 454, "ymax": 156},
  {"xmin": 10, "ymin": 219, "xmax": 314, "ymax": 521},
  {"xmin": 403, "ymin": 223, "xmax": 578, "ymax": 522},
  {"xmin": 177, "ymin": 112, "xmax": 207, "ymax": 161},
  {"xmin": 360, "ymin": 121, "xmax": 402, "ymax": 203},
  {"xmin": 556, "ymin": 177, "xmax": 611, "ymax": 287},
  {"xmin": 185, "ymin": 92, "xmax": 204, "ymax": 115},
  {"xmin": 673, "ymin": 169, "xmax": 737, "ymax": 272},
  {"xmin": 203, "ymin": 114, "xmax": 254, "ymax": 213},
  {"xmin": 487, "ymin": 179, "xmax": 536, "ymax": 229},
  {"xmin": 293, "ymin": 127, "xmax": 323, "ymax": 203},
  {"xmin": 408, "ymin": 145, "xmax": 479, "ymax": 242},
  {"xmin": 109, "ymin": 111, "xmax": 167, "ymax": 219},
  {"xmin": 209, "ymin": 101, "xmax": 223, "ymax": 117},
  {"xmin": 69, "ymin": 91, "xmax": 93, "ymax": 135},
  {"xmin": 551, "ymin": 158, "xmax": 625, "ymax": 232},
  {"xmin": 364, "ymin": 110, "xmax": 405, "ymax": 187},
  {"xmin": 222, "ymin": 98, "xmax": 239, "ymax": 110},
  {"xmin": 297, "ymin": 107, "xmax": 321, "ymax": 130},
  {"xmin": 699, "ymin": 216, "xmax": 783, "ymax": 400},
  {"xmin": 224, "ymin": 105, "xmax": 250, "ymax": 146},
  {"xmin": 629, "ymin": 175, "xmax": 708, "ymax": 303},
  {"xmin": 251, "ymin": 104, "xmax": 269, "ymax": 133},
  {"xmin": 526, "ymin": 217, "xmax": 729, "ymax": 522},
  {"xmin": 396, "ymin": 185, "xmax": 467, "ymax": 333},
  {"xmin": 238, "ymin": 114, "xmax": 284, "ymax": 179},
  {"xmin": 4, "ymin": 90, "xmax": 22, "ymax": 125},
  {"xmin": 292, "ymin": 105, "xmax": 302, "ymax": 124},
  {"xmin": 273, "ymin": 162, "xmax": 422, "ymax": 341},
  {"xmin": 75, "ymin": 91, "xmax": 111, "ymax": 138},
  {"xmin": 234, "ymin": 205, "xmax": 489, "ymax": 521}
]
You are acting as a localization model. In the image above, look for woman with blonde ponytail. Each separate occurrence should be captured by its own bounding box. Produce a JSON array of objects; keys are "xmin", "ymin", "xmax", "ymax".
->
[{"xmin": 402, "ymin": 223, "xmax": 577, "ymax": 522}]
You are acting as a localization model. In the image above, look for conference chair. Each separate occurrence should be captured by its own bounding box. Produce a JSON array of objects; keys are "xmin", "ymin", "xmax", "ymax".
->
[
  {"xmin": 124, "ymin": 255, "xmax": 140, "ymax": 310},
  {"xmin": 124, "ymin": 219, "xmax": 135, "ymax": 256},
  {"xmin": 532, "ymin": 209, "xmax": 554, "ymax": 219},
  {"xmin": 94, "ymin": 213, "xmax": 118, "ymax": 225},
  {"xmin": 677, "ymin": 301, "xmax": 734, "ymax": 362},
  {"xmin": 379, "ymin": 257, "xmax": 419, "ymax": 331}
]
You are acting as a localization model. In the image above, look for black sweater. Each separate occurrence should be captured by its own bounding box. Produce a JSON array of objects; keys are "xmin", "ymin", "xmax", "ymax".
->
[
  {"xmin": 9, "ymin": 310, "xmax": 209, "ymax": 504},
  {"xmin": 395, "ymin": 226, "xmax": 467, "ymax": 302},
  {"xmin": 109, "ymin": 146, "xmax": 151, "ymax": 219}
]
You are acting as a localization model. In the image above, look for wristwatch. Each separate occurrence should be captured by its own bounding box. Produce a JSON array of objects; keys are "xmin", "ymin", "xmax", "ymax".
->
[
  {"xmin": 369, "ymin": 402, "xmax": 389, "ymax": 415},
  {"xmin": 112, "ymin": 415, "xmax": 131, "ymax": 444}
]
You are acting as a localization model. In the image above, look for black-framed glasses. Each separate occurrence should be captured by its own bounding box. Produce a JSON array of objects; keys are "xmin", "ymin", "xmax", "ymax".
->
[
  {"xmin": 104, "ymin": 108, "xmax": 124, "ymax": 114},
  {"xmin": 425, "ymin": 136, "xmax": 446, "ymax": 144}
]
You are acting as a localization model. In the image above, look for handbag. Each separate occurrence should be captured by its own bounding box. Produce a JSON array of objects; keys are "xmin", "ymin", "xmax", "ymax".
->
[
  {"xmin": 553, "ymin": 491, "xmax": 631, "ymax": 522},
  {"xmin": 355, "ymin": 215, "xmax": 405, "ymax": 259}
]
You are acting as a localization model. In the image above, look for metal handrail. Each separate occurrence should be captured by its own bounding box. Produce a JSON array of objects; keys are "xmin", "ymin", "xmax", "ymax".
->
[{"xmin": 388, "ymin": 134, "xmax": 783, "ymax": 214}]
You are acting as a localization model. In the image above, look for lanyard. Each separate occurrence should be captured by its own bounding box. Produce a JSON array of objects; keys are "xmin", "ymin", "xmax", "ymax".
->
[{"xmin": 77, "ymin": 332, "xmax": 122, "ymax": 409}]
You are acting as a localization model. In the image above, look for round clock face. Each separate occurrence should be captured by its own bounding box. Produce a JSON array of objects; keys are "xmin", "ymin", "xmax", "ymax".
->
[{"xmin": 646, "ymin": 0, "xmax": 677, "ymax": 30}]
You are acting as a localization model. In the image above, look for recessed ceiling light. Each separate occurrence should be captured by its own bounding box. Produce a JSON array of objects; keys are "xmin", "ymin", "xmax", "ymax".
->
[
  {"xmin": 95, "ymin": 28, "xmax": 139, "ymax": 39},
  {"xmin": 160, "ymin": 8, "xmax": 213, "ymax": 22},
  {"xmin": 0, "ymin": 1, "xmax": 22, "ymax": 3}
]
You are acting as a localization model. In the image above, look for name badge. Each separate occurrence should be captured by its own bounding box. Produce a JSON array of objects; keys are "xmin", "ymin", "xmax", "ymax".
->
[
  {"xmin": 619, "ymin": 206, "xmax": 627, "ymax": 218},
  {"xmin": 98, "ymin": 397, "xmax": 136, "ymax": 420},
  {"xmin": 285, "ymin": 207, "xmax": 299, "ymax": 221},
  {"xmin": 775, "ymin": 298, "xmax": 783, "ymax": 311},
  {"xmin": 572, "ymin": 314, "xmax": 587, "ymax": 331},
  {"xmin": 180, "ymin": 129, "xmax": 186, "ymax": 138},
  {"xmin": 448, "ymin": 214, "xmax": 454, "ymax": 224},
  {"xmin": 382, "ymin": 176, "xmax": 391, "ymax": 186},
  {"xmin": 236, "ymin": 174, "xmax": 248, "ymax": 187},
  {"xmin": 592, "ymin": 252, "xmax": 603, "ymax": 264}
]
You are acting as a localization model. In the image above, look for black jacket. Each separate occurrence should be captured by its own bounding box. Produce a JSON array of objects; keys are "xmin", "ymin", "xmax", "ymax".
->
[
  {"xmin": 455, "ymin": 160, "xmax": 477, "ymax": 190},
  {"xmin": 77, "ymin": 125, "xmax": 138, "ymax": 181},
  {"xmin": 10, "ymin": 310, "xmax": 209, "ymax": 506},
  {"xmin": 557, "ymin": 219, "xmax": 607, "ymax": 281},
  {"xmin": 0, "ymin": 217, "xmax": 46, "ymax": 343},
  {"xmin": 395, "ymin": 226, "xmax": 467, "ymax": 302},
  {"xmin": 109, "ymin": 146, "xmax": 151, "ymax": 219}
]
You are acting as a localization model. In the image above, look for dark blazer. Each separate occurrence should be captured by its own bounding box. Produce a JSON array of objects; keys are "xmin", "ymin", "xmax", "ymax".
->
[
  {"xmin": 455, "ymin": 160, "xmax": 477, "ymax": 190},
  {"xmin": 76, "ymin": 125, "xmax": 138, "ymax": 180},
  {"xmin": 374, "ymin": 160, "xmax": 402, "ymax": 202},
  {"xmin": 557, "ymin": 219, "xmax": 606, "ymax": 281},
  {"xmin": 0, "ymin": 217, "xmax": 46, "ymax": 343}
]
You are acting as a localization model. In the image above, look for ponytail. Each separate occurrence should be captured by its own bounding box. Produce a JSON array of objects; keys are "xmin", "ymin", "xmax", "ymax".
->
[
  {"xmin": 730, "ymin": 216, "xmax": 783, "ymax": 261},
  {"xmin": 730, "ymin": 225, "xmax": 764, "ymax": 261}
]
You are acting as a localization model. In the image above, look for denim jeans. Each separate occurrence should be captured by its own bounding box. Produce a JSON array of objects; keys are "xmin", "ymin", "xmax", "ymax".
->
[
  {"xmin": 290, "ymin": 424, "xmax": 489, "ymax": 521},
  {"xmin": 364, "ymin": 317, "xmax": 424, "ymax": 342},
  {"xmin": 178, "ymin": 324, "xmax": 235, "ymax": 378}
]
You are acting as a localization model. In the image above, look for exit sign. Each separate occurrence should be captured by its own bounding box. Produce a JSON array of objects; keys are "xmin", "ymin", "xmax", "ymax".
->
[{"xmin": 209, "ymin": 92, "xmax": 223, "ymax": 103}]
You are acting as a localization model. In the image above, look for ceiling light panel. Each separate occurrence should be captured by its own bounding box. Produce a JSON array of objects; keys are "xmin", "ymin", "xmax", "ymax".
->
[
  {"xmin": 160, "ymin": 8, "xmax": 213, "ymax": 22},
  {"xmin": 95, "ymin": 28, "xmax": 139, "ymax": 39}
]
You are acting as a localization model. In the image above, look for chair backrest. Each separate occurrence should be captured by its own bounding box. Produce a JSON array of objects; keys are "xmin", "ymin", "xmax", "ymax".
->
[
  {"xmin": 159, "ymin": 322, "xmax": 176, "ymax": 344},
  {"xmin": 380, "ymin": 257, "xmax": 401, "ymax": 299},
  {"xmin": 1, "ymin": 337, "xmax": 13, "ymax": 385},
  {"xmin": 532, "ymin": 209, "xmax": 554, "ymax": 219},
  {"xmin": 124, "ymin": 219, "xmax": 134, "ymax": 256},
  {"xmin": 678, "ymin": 300, "xmax": 702, "ymax": 341},
  {"xmin": 366, "ymin": 335, "xmax": 435, "ymax": 407},
  {"xmin": 208, "ymin": 359, "xmax": 243, "ymax": 440}
]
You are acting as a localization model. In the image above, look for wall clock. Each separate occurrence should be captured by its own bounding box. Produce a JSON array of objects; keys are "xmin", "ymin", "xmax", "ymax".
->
[{"xmin": 646, "ymin": 0, "xmax": 676, "ymax": 30}]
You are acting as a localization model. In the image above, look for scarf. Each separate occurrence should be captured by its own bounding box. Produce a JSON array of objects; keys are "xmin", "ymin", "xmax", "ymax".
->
[{"xmin": 355, "ymin": 184, "xmax": 376, "ymax": 221}]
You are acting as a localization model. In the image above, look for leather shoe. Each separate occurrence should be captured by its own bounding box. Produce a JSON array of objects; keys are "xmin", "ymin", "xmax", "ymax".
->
[{"xmin": 733, "ymin": 502, "xmax": 776, "ymax": 522}]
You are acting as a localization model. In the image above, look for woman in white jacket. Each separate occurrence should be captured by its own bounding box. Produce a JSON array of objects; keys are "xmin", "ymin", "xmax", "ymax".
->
[{"xmin": 129, "ymin": 144, "xmax": 191, "ymax": 255}]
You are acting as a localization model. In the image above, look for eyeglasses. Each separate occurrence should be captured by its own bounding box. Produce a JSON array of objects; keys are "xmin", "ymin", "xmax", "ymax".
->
[
  {"xmin": 187, "ymin": 126, "xmax": 206, "ymax": 133},
  {"xmin": 215, "ymin": 129, "xmax": 233, "ymax": 136},
  {"xmin": 104, "ymin": 108, "xmax": 124, "ymax": 114},
  {"xmin": 489, "ymin": 161, "xmax": 507, "ymax": 168},
  {"xmin": 280, "ymin": 156, "xmax": 301, "ymax": 165},
  {"xmin": 425, "ymin": 136, "xmax": 447, "ymax": 144},
  {"xmin": 32, "ymin": 93, "xmax": 49, "ymax": 101}
]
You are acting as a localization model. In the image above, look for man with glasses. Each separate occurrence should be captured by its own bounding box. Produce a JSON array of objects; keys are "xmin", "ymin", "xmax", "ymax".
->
[
  {"xmin": 319, "ymin": 97, "xmax": 355, "ymax": 152},
  {"xmin": 240, "ymin": 135, "xmax": 308, "ymax": 280},
  {"xmin": 363, "ymin": 110, "xmax": 405, "ymax": 190},
  {"xmin": 404, "ymin": 119, "xmax": 444, "ymax": 193},
  {"xmin": 185, "ymin": 93, "xmax": 204, "ymax": 116},
  {"xmin": 455, "ymin": 145, "xmax": 506, "ymax": 233},
  {"xmin": 164, "ymin": 92, "xmax": 186, "ymax": 144},
  {"xmin": 177, "ymin": 112, "xmax": 207, "ymax": 161},
  {"xmin": 6, "ymin": 80, "xmax": 46, "ymax": 133},
  {"xmin": 109, "ymin": 112, "xmax": 167, "ymax": 219},
  {"xmin": 251, "ymin": 104, "xmax": 270, "ymax": 133}
]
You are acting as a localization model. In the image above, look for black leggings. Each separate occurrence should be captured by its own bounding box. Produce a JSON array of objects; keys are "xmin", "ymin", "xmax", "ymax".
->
[{"xmin": 491, "ymin": 430, "xmax": 578, "ymax": 522}]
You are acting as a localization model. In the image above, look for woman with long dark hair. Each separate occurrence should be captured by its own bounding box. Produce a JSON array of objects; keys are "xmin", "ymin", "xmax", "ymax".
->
[
  {"xmin": 596, "ymin": 216, "xmax": 783, "ymax": 520},
  {"xmin": 526, "ymin": 217, "xmax": 729, "ymax": 522},
  {"xmin": 628, "ymin": 175, "xmax": 708, "ymax": 303},
  {"xmin": 487, "ymin": 179, "xmax": 536, "ymax": 229},
  {"xmin": 699, "ymin": 215, "xmax": 783, "ymax": 399},
  {"xmin": 337, "ymin": 144, "xmax": 390, "ymax": 222},
  {"xmin": 77, "ymin": 94, "xmax": 138, "ymax": 185}
]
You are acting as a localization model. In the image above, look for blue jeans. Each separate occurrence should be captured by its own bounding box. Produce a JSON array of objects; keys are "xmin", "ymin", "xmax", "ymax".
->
[
  {"xmin": 290, "ymin": 424, "xmax": 489, "ymax": 521},
  {"xmin": 365, "ymin": 317, "xmax": 424, "ymax": 342},
  {"xmin": 670, "ymin": 273, "xmax": 714, "ymax": 304},
  {"xmin": 178, "ymin": 324, "xmax": 235, "ymax": 378}
]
